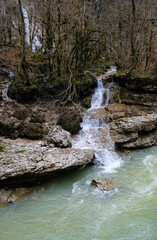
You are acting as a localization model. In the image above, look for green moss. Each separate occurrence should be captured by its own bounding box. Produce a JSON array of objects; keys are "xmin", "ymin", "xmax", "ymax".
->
[
  {"xmin": 0, "ymin": 145, "xmax": 5, "ymax": 152},
  {"xmin": 14, "ymin": 108, "xmax": 30, "ymax": 120},
  {"xmin": 8, "ymin": 74, "xmax": 38, "ymax": 103},
  {"xmin": 15, "ymin": 150, "xmax": 25, "ymax": 153},
  {"xmin": 53, "ymin": 76, "xmax": 67, "ymax": 86},
  {"xmin": 29, "ymin": 53, "xmax": 49, "ymax": 73}
]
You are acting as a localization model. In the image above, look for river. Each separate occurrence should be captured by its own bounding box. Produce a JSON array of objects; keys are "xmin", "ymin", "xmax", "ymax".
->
[{"xmin": 0, "ymin": 69, "xmax": 157, "ymax": 240}]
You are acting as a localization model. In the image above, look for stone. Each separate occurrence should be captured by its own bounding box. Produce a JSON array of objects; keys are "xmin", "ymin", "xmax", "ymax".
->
[
  {"xmin": 45, "ymin": 126, "xmax": 72, "ymax": 148},
  {"xmin": 0, "ymin": 140, "xmax": 94, "ymax": 187},
  {"xmin": 91, "ymin": 178, "xmax": 118, "ymax": 191},
  {"xmin": 58, "ymin": 107, "xmax": 82, "ymax": 134},
  {"xmin": 113, "ymin": 114, "xmax": 157, "ymax": 133}
]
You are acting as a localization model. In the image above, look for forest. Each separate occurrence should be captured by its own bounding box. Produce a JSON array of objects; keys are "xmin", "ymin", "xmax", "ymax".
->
[{"xmin": 0, "ymin": 0, "xmax": 157, "ymax": 103}]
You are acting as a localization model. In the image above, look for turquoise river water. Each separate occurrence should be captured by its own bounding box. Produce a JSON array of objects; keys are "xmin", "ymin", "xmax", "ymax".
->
[{"xmin": 0, "ymin": 146, "xmax": 157, "ymax": 240}]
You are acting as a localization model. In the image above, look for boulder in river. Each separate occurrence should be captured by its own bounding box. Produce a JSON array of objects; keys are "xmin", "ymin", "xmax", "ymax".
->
[{"xmin": 91, "ymin": 178, "xmax": 118, "ymax": 191}]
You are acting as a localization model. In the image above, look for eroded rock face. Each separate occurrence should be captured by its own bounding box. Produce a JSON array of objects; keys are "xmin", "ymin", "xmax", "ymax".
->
[
  {"xmin": 109, "ymin": 114, "xmax": 157, "ymax": 149},
  {"xmin": 91, "ymin": 178, "xmax": 118, "ymax": 191},
  {"xmin": 45, "ymin": 126, "xmax": 72, "ymax": 148},
  {"xmin": 0, "ymin": 140, "xmax": 94, "ymax": 188},
  {"xmin": 113, "ymin": 74, "xmax": 157, "ymax": 93}
]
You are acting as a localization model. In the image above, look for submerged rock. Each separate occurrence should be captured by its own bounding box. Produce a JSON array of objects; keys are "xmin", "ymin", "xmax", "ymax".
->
[
  {"xmin": 0, "ymin": 187, "xmax": 38, "ymax": 206},
  {"xmin": 91, "ymin": 178, "xmax": 118, "ymax": 191}
]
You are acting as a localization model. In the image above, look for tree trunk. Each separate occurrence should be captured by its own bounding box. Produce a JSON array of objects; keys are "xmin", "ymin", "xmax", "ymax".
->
[
  {"xmin": 130, "ymin": 0, "xmax": 136, "ymax": 68},
  {"xmin": 18, "ymin": 0, "xmax": 30, "ymax": 84}
]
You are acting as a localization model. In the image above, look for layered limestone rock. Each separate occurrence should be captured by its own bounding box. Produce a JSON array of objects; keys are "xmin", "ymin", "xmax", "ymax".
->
[
  {"xmin": 109, "ymin": 114, "xmax": 157, "ymax": 149},
  {"xmin": 0, "ymin": 140, "xmax": 94, "ymax": 187}
]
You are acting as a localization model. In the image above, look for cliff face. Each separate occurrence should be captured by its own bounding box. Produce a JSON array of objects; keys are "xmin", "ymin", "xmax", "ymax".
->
[{"xmin": 105, "ymin": 73, "xmax": 157, "ymax": 149}]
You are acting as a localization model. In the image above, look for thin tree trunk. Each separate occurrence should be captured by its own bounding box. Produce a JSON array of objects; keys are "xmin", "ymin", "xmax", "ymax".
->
[
  {"xmin": 18, "ymin": 0, "xmax": 30, "ymax": 84},
  {"xmin": 130, "ymin": 0, "xmax": 136, "ymax": 68}
]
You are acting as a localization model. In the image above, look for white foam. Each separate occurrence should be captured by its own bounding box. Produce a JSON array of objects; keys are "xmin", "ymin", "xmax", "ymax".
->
[{"xmin": 73, "ymin": 67, "xmax": 121, "ymax": 172}]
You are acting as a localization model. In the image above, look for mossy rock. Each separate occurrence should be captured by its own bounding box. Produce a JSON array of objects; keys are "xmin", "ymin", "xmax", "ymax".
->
[
  {"xmin": 8, "ymin": 75, "xmax": 38, "ymax": 103},
  {"xmin": 75, "ymin": 74, "xmax": 97, "ymax": 99},
  {"xmin": 113, "ymin": 72, "xmax": 157, "ymax": 93},
  {"xmin": 58, "ymin": 108, "xmax": 82, "ymax": 134},
  {"xmin": 20, "ymin": 123, "xmax": 46, "ymax": 140},
  {"xmin": 45, "ymin": 76, "xmax": 69, "ymax": 96},
  {"xmin": 13, "ymin": 107, "xmax": 30, "ymax": 120}
]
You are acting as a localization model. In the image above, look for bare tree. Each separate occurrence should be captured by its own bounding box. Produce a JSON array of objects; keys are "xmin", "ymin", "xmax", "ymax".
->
[{"xmin": 18, "ymin": 0, "xmax": 30, "ymax": 84}]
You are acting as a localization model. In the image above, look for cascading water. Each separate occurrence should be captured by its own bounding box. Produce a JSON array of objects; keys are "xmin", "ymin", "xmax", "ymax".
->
[
  {"xmin": 73, "ymin": 67, "xmax": 121, "ymax": 172},
  {"xmin": 22, "ymin": 8, "xmax": 42, "ymax": 52}
]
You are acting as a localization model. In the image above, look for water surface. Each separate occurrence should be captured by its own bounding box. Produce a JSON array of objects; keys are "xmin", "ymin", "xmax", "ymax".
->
[{"xmin": 0, "ymin": 146, "xmax": 157, "ymax": 240}]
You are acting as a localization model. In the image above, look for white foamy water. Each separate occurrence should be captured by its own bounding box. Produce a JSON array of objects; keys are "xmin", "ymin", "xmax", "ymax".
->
[{"xmin": 73, "ymin": 67, "xmax": 121, "ymax": 172}]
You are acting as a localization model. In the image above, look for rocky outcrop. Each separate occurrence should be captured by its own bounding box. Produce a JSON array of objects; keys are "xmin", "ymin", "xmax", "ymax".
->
[
  {"xmin": 0, "ymin": 103, "xmax": 48, "ymax": 139},
  {"xmin": 93, "ymin": 72, "xmax": 157, "ymax": 150},
  {"xmin": 91, "ymin": 178, "xmax": 119, "ymax": 191},
  {"xmin": 0, "ymin": 140, "xmax": 94, "ymax": 188},
  {"xmin": 109, "ymin": 114, "xmax": 157, "ymax": 149},
  {"xmin": 45, "ymin": 126, "xmax": 72, "ymax": 148},
  {"xmin": 113, "ymin": 73, "xmax": 157, "ymax": 93}
]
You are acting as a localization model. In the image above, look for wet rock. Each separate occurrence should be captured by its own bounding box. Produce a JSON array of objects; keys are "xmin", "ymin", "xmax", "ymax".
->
[
  {"xmin": 0, "ymin": 140, "xmax": 94, "ymax": 187},
  {"xmin": 58, "ymin": 107, "xmax": 82, "ymax": 134},
  {"xmin": 91, "ymin": 178, "xmax": 118, "ymax": 191},
  {"xmin": 45, "ymin": 126, "xmax": 72, "ymax": 148}
]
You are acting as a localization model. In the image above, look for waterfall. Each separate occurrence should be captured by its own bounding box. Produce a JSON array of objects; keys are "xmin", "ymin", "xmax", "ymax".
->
[
  {"xmin": 73, "ymin": 67, "xmax": 121, "ymax": 172},
  {"xmin": 22, "ymin": 8, "xmax": 42, "ymax": 52}
]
